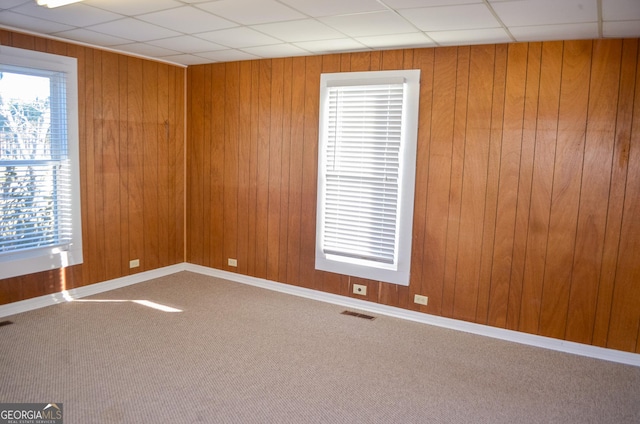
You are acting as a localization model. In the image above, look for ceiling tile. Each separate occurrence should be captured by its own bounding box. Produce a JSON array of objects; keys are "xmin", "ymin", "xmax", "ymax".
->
[
  {"xmin": 400, "ymin": 4, "xmax": 500, "ymax": 32},
  {"xmin": 54, "ymin": 28, "xmax": 132, "ymax": 46},
  {"xmin": 603, "ymin": 20, "xmax": 640, "ymax": 37},
  {"xmin": 12, "ymin": 2, "xmax": 122, "ymax": 27},
  {"xmin": 427, "ymin": 28, "xmax": 512, "ymax": 46},
  {"xmin": 278, "ymin": 0, "xmax": 385, "ymax": 17},
  {"xmin": 252, "ymin": 19, "xmax": 344, "ymax": 42},
  {"xmin": 195, "ymin": 49, "xmax": 261, "ymax": 62},
  {"xmin": 160, "ymin": 54, "xmax": 213, "ymax": 65},
  {"xmin": 0, "ymin": 0, "xmax": 30, "ymax": 9},
  {"xmin": 355, "ymin": 32, "xmax": 436, "ymax": 49},
  {"xmin": 147, "ymin": 35, "xmax": 226, "ymax": 53},
  {"xmin": 510, "ymin": 22, "xmax": 598, "ymax": 42},
  {"xmin": 88, "ymin": 18, "xmax": 181, "ymax": 42},
  {"xmin": 196, "ymin": 0, "xmax": 305, "ymax": 25},
  {"xmin": 293, "ymin": 38, "xmax": 369, "ymax": 54},
  {"xmin": 137, "ymin": 6, "xmax": 236, "ymax": 34},
  {"xmin": 0, "ymin": 10, "xmax": 74, "ymax": 34},
  {"xmin": 383, "ymin": 0, "xmax": 482, "ymax": 7},
  {"xmin": 602, "ymin": 0, "xmax": 640, "ymax": 21},
  {"xmin": 84, "ymin": 0, "xmax": 182, "ymax": 16},
  {"xmin": 197, "ymin": 27, "xmax": 281, "ymax": 49},
  {"xmin": 115, "ymin": 42, "xmax": 180, "ymax": 57},
  {"xmin": 491, "ymin": 0, "xmax": 597, "ymax": 27},
  {"xmin": 242, "ymin": 43, "xmax": 309, "ymax": 58},
  {"xmin": 320, "ymin": 11, "xmax": 416, "ymax": 37}
]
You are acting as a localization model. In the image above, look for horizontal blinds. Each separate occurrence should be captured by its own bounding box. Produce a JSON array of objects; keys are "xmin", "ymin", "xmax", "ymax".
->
[
  {"xmin": 0, "ymin": 69, "xmax": 71, "ymax": 254},
  {"xmin": 322, "ymin": 83, "xmax": 403, "ymax": 264}
]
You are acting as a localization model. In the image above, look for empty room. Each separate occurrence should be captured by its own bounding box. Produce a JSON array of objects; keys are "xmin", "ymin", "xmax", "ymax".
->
[{"xmin": 1, "ymin": 0, "xmax": 640, "ymax": 422}]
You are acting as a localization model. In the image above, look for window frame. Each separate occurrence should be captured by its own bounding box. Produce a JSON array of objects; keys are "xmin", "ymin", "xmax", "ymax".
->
[
  {"xmin": 0, "ymin": 45, "xmax": 82, "ymax": 280},
  {"xmin": 315, "ymin": 69, "xmax": 420, "ymax": 286}
]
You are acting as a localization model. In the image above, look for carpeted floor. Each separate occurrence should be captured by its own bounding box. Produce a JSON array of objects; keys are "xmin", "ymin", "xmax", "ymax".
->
[{"xmin": 1, "ymin": 271, "xmax": 639, "ymax": 423}]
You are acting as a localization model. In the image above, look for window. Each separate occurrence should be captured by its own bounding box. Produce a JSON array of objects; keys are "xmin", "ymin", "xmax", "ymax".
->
[
  {"xmin": 0, "ymin": 45, "xmax": 82, "ymax": 280},
  {"xmin": 315, "ymin": 70, "xmax": 420, "ymax": 286}
]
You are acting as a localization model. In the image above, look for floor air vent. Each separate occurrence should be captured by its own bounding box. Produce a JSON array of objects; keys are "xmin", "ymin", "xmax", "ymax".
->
[{"xmin": 341, "ymin": 310, "xmax": 376, "ymax": 320}]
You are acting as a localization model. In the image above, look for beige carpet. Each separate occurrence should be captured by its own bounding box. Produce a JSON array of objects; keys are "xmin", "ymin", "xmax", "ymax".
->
[{"xmin": 1, "ymin": 271, "xmax": 639, "ymax": 423}]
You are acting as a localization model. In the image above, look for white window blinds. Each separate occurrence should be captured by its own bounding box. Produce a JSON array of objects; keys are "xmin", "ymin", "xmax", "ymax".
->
[
  {"xmin": 316, "ymin": 69, "xmax": 420, "ymax": 286},
  {"xmin": 322, "ymin": 82, "xmax": 404, "ymax": 265},
  {"xmin": 0, "ymin": 69, "xmax": 72, "ymax": 254},
  {"xmin": 0, "ymin": 45, "xmax": 82, "ymax": 280}
]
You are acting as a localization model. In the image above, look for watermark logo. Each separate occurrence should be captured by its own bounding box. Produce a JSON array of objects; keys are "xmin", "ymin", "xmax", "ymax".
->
[{"xmin": 0, "ymin": 403, "xmax": 63, "ymax": 424}]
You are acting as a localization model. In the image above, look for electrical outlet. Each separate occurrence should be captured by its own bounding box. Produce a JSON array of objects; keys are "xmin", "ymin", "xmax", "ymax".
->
[
  {"xmin": 353, "ymin": 284, "xmax": 367, "ymax": 296},
  {"xmin": 228, "ymin": 258, "xmax": 238, "ymax": 267},
  {"xmin": 414, "ymin": 294, "xmax": 428, "ymax": 306},
  {"xmin": 129, "ymin": 259, "xmax": 140, "ymax": 268}
]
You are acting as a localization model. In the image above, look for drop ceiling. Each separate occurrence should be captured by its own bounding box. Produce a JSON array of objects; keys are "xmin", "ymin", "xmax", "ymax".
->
[{"xmin": 1, "ymin": 0, "xmax": 639, "ymax": 67}]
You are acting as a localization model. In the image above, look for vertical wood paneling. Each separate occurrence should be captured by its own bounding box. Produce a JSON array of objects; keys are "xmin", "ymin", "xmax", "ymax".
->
[
  {"xmin": 442, "ymin": 46, "xmax": 469, "ymax": 318},
  {"xmin": 422, "ymin": 47, "xmax": 458, "ymax": 316},
  {"xmin": 538, "ymin": 40, "xmax": 592, "ymax": 339},
  {"xmin": 210, "ymin": 64, "xmax": 225, "ymax": 269},
  {"xmin": 519, "ymin": 42, "xmax": 563, "ymax": 335},
  {"xmin": 224, "ymin": 62, "xmax": 240, "ymax": 272},
  {"xmin": 453, "ymin": 45, "xmax": 494, "ymax": 322},
  {"xmin": 566, "ymin": 40, "xmax": 622, "ymax": 344},
  {"xmin": 507, "ymin": 43, "xmax": 541, "ymax": 331},
  {"xmin": 267, "ymin": 59, "xmax": 284, "ymax": 282},
  {"xmin": 476, "ymin": 43, "xmax": 507, "ymax": 325},
  {"xmin": 3, "ymin": 32, "xmax": 639, "ymax": 355},
  {"xmin": 592, "ymin": 39, "xmax": 638, "ymax": 347},
  {"xmin": 1, "ymin": 31, "xmax": 184, "ymax": 301}
]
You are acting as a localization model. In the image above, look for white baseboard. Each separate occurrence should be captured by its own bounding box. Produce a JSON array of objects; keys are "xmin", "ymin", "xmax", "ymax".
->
[
  {"xmin": 185, "ymin": 263, "xmax": 640, "ymax": 368},
  {"xmin": 2, "ymin": 262, "xmax": 638, "ymax": 367},
  {"xmin": 0, "ymin": 263, "xmax": 187, "ymax": 318}
]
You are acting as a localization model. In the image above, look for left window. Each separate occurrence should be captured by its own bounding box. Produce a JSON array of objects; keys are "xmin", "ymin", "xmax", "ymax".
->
[{"xmin": 0, "ymin": 45, "xmax": 82, "ymax": 279}]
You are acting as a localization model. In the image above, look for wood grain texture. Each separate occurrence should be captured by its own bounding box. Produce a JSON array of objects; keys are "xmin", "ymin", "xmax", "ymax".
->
[
  {"xmin": 0, "ymin": 31, "xmax": 185, "ymax": 300},
  {"xmin": 187, "ymin": 39, "xmax": 640, "ymax": 353}
]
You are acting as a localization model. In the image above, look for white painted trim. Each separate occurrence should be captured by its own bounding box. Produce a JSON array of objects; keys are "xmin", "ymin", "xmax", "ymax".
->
[
  {"xmin": 185, "ymin": 264, "xmax": 640, "ymax": 368},
  {"xmin": 0, "ymin": 263, "xmax": 186, "ymax": 318},
  {"xmin": 2, "ymin": 262, "xmax": 638, "ymax": 368}
]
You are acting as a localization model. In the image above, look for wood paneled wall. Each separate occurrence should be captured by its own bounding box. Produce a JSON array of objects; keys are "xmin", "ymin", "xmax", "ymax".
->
[
  {"xmin": 187, "ymin": 39, "xmax": 640, "ymax": 354},
  {"xmin": 0, "ymin": 30, "xmax": 185, "ymax": 304}
]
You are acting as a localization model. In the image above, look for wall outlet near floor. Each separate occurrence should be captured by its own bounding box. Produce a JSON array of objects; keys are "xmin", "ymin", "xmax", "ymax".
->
[
  {"xmin": 353, "ymin": 284, "xmax": 367, "ymax": 296},
  {"xmin": 414, "ymin": 294, "xmax": 428, "ymax": 306},
  {"xmin": 228, "ymin": 258, "xmax": 238, "ymax": 267},
  {"xmin": 129, "ymin": 259, "xmax": 140, "ymax": 268}
]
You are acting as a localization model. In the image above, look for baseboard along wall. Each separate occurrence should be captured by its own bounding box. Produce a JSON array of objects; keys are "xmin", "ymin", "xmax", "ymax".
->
[{"xmin": 1, "ymin": 262, "xmax": 638, "ymax": 368}]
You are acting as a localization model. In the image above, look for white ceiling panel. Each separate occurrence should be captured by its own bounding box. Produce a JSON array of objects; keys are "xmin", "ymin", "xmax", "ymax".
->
[
  {"xmin": 510, "ymin": 22, "xmax": 599, "ymax": 42},
  {"xmin": 196, "ymin": 0, "xmax": 305, "ymax": 25},
  {"xmin": 0, "ymin": 10, "xmax": 74, "ymax": 33},
  {"xmin": 491, "ymin": 0, "xmax": 597, "ymax": 27},
  {"xmin": 427, "ymin": 28, "xmax": 512, "ymax": 46},
  {"xmin": 320, "ymin": 11, "xmax": 417, "ymax": 37},
  {"xmin": 55, "ymin": 28, "xmax": 132, "ymax": 46},
  {"xmin": 293, "ymin": 38, "xmax": 368, "ymax": 54},
  {"xmin": 252, "ymin": 19, "xmax": 344, "ymax": 42},
  {"xmin": 278, "ymin": 0, "xmax": 385, "ymax": 17},
  {"xmin": 137, "ymin": 6, "xmax": 236, "ymax": 34},
  {"xmin": 355, "ymin": 32, "xmax": 436, "ymax": 49},
  {"xmin": 602, "ymin": 0, "xmax": 640, "ymax": 21},
  {"xmin": 147, "ymin": 35, "xmax": 226, "ymax": 53},
  {"xmin": 197, "ymin": 27, "xmax": 281, "ymax": 49},
  {"xmin": 83, "ymin": 0, "xmax": 182, "ymax": 16},
  {"xmin": 400, "ymin": 4, "xmax": 501, "ymax": 32},
  {"xmin": 0, "ymin": 0, "xmax": 637, "ymax": 66},
  {"xmin": 603, "ymin": 20, "xmax": 640, "ymax": 38}
]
